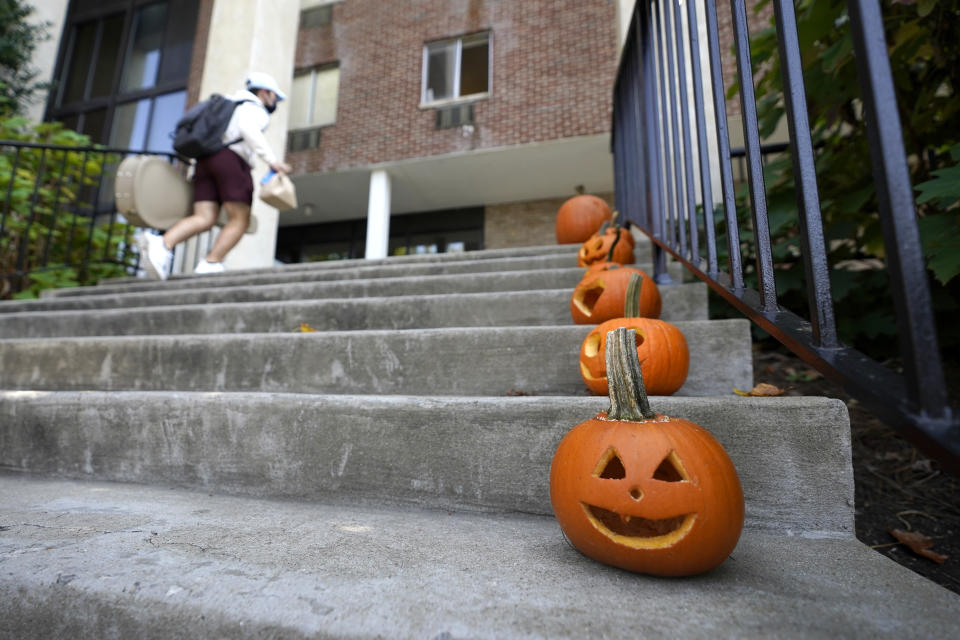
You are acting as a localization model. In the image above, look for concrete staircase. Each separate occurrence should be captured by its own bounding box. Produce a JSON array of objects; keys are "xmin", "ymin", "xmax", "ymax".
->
[{"xmin": 0, "ymin": 240, "xmax": 957, "ymax": 638}]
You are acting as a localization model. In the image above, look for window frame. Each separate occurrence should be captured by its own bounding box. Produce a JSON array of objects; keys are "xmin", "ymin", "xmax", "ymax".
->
[
  {"xmin": 288, "ymin": 64, "xmax": 340, "ymax": 132},
  {"xmin": 45, "ymin": 0, "xmax": 198, "ymax": 150},
  {"xmin": 420, "ymin": 32, "xmax": 491, "ymax": 109}
]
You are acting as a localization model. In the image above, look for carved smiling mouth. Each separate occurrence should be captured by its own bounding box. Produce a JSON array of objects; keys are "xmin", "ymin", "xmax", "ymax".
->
[{"xmin": 582, "ymin": 503, "xmax": 696, "ymax": 549}]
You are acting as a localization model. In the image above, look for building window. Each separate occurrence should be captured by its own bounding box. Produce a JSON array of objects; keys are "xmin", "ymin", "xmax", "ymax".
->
[
  {"xmin": 300, "ymin": 4, "xmax": 333, "ymax": 28},
  {"xmin": 48, "ymin": 0, "xmax": 199, "ymax": 152},
  {"xmin": 421, "ymin": 33, "xmax": 490, "ymax": 106},
  {"xmin": 287, "ymin": 65, "xmax": 339, "ymax": 151}
]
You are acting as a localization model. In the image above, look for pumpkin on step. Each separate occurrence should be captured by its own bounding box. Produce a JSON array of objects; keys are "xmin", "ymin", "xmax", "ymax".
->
[
  {"xmin": 577, "ymin": 225, "xmax": 635, "ymax": 267},
  {"xmin": 571, "ymin": 265, "xmax": 661, "ymax": 324},
  {"xmin": 579, "ymin": 273, "xmax": 687, "ymax": 395},
  {"xmin": 556, "ymin": 195, "xmax": 613, "ymax": 244},
  {"xmin": 550, "ymin": 327, "xmax": 744, "ymax": 576}
]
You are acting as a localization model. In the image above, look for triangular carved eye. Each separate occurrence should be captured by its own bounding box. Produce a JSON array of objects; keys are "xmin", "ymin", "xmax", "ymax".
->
[
  {"xmin": 593, "ymin": 447, "xmax": 626, "ymax": 479},
  {"xmin": 653, "ymin": 450, "xmax": 689, "ymax": 482}
]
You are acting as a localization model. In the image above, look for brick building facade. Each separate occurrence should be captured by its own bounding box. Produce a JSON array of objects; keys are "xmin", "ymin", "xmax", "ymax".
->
[{"xmin": 278, "ymin": 0, "xmax": 621, "ymax": 259}]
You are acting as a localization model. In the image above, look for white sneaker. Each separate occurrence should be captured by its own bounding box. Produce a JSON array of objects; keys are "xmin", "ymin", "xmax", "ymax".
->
[
  {"xmin": 194, "ymin": 259, "xmax": 225, "ymax": 275},
  {"xmin": 139, "ymin": 233, "xmax": 172, "ymax": 280}
]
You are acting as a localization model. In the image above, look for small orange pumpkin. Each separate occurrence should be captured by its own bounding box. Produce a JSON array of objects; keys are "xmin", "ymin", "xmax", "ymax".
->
[
  {"xmin": 579, "ymin": 272, "xmax": 687, "ymax": 395},
  {"xmin": 571, "ymin": 265, "xmax": 661, "ymax": 324},
  {"xmin": 556, "ymin": 195, "xmax": 613, "ymax": 244},
  {"xmin": 551, "ymin": 327, "xmax": 743, "ymax": 576},
  {"xmin": 577, "ymin": 225, "xmax": 635, "ymax": 267}
]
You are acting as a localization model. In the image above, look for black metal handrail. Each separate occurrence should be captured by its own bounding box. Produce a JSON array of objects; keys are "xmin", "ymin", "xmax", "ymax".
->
[
  {"xmin": 612, "ymin": 0, "xmax": 958, "ymax": 468},
  {"xmin": 0, "ymin": 141, "xmax": 177, "ymax": 297}
]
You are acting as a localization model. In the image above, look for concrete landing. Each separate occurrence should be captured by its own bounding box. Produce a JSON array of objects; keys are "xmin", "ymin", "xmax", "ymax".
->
[{"xmin": 1, "ymin": 476, "xmax": 957, "ymax": 639}]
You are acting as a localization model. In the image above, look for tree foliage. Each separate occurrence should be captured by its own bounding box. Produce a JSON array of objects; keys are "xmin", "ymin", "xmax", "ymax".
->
[
  {"xmin": 0, "ymin": 0, "xmax": 48, "ymax": 116},
  {"xmin": 721, "ymin": 0, "xmax": 960, "ymax": 353}
]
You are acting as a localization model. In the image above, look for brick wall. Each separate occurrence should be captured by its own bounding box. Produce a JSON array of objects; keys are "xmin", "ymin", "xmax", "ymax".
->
[
  {"xmin": 484, "ymin": 192, "xmax": 615, "ymax": 249},
  {"xmin": 291, "ymin": 0, "xmax": 619, "ymax": 174}
]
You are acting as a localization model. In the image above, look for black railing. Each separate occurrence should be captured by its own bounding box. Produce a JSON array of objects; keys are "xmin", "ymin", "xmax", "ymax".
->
[
  {"xmin": 612, "ymin": 0, "xmax": 958, "ymax": 468},
  {"xmin": 0, "ymin": 141, "xmax": 177, "ymax": 298}
]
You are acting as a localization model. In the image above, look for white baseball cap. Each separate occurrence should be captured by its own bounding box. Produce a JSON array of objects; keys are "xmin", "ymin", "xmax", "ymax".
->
[{"xmin": 245, "ymin": 72, "xmax": 287, "ymax": 101}]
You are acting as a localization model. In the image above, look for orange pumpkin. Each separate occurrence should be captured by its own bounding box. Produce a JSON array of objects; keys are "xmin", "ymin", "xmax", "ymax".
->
[
  {"xmin": 580, "ymin": 318, "xmax": 688, "ymax": 396},
  {"xmin": 577, "ymin": 225, "xmax": 635, "ymax": 267},
  {"xmin": 571, "ymin": 266, "xmax": 661, "ymax": 324},
  {"xmin": 551, "ymin": 328, "xmax": 743, "ymax": 576},
  {"xmin": 556, "ymin": 195, "xmax": 612, "ymax": 244}
]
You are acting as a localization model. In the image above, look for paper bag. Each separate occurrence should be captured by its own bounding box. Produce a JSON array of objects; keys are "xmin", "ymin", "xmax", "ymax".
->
[{"xmin": 259, "ymin": 172, "xmax": 298, "ymax": 210}]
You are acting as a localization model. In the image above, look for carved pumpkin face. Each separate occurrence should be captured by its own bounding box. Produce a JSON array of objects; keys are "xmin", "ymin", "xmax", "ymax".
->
[
  {"xmin": 570, "ymin": 266, "xmax": 661, "ymax": 324},
  {"xmin": 550, "ymin": 413, "xmax": 744, "ymax": 576},
  {"xmin": 580, "ymin": 318, "xmax": 689, "ymax": 396},
  {"xmin": 555, "ymin": 195, "xmax": 613, "ymax": 244},
  {"xmin": 577, "ymin": 227, "xmax": 635, "ymax": 267}
]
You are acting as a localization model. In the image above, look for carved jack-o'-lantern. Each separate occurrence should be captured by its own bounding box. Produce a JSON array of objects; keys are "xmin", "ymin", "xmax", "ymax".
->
[
  {"xmin": 577, "ymin": 225, "xmax": 635, "ymax": 267},
  {"xmin": 571, "ymin": 266, "xmax": 661, "ymax": 324},
  {"xmin": 579, "ymin": 273, "xmax": 688, "ymax": 395},
  {"xmin": 556, "ymin": 195, "xmax": 613, "ymax": 244},
  {"xmin": 580, "ymin": 318, "xmax": 689, "ymax": 396},
  {"xmin": 551, "ymin": 328, "xmax": 743, "ymax": 576}
]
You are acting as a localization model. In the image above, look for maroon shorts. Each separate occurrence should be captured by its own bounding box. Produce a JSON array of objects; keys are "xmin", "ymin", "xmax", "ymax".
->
[{"xmin": 193, "ymin": 148, "xmax": 254, "ymax": 205}]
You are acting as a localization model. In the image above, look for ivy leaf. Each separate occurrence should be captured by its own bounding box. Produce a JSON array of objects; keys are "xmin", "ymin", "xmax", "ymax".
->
[
  {"xmin": 915, "ymin": 163, "xmax": 960, "ymax": 207},
  {"xmin": 918, "ymin": 213, "xmax": 960, "ymax": 284},
  {"xmin": 916, "ymin": 0, "xmax": 938, "ymax": 18}
]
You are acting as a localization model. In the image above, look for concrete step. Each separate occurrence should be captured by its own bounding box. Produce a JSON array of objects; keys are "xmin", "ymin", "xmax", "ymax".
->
[
  {"xmin": 0, "ymin": 391, "xmax": 843, "ymax": 532},
  {"xmin": 0, "ymin": 321, "xmax": 751, "ymax": 396},
  {"xmin": 2, "ymin": 475, "xmax": 957, "ymax": 639},
  {"xmin": 46, "ymin": 252, "xmax": 599, "ymax": 299},
  {"xmin": 92, "ymin": 242, "xmax": 593, "ymax": 288},
  {"xmin": 0, "ymin": 268, "xmax": 693, "ymax": 315},
  {"xmin": 0, "ymin": 288, "xmax": 709, "ymax": 338}
]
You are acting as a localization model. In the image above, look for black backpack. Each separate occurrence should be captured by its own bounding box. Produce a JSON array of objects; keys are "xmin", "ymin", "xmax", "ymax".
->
[{"xmin": 172, "ymin": 94, "xmax": 251, "ymax": 158}]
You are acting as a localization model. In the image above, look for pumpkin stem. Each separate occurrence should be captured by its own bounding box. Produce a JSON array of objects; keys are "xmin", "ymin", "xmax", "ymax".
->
[
  {"xmin": 624, "ymin": 273, "xmax": 644, "ymax": 318},
  {"xmin": 605, "ymin": 226, "xmax": 621, "ymax": 262},
  {"xmin": 606, "ymin": 328, "xmax": 656, "ymax": 421}
]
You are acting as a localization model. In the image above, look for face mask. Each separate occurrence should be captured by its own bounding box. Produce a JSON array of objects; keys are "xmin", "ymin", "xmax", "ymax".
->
[{"xmin": 265, "ymin": 102, "xmax": 277, "ymax": 114}]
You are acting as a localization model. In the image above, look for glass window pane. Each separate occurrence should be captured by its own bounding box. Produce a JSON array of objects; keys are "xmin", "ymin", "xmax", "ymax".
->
[
  {"xmin": 157, "ymin": 0, "xmax": 198, "ymax": 85},
  {"xmin": 289, "ymin": 73, "xmax": 313, "ymax": 129},
  {"xmin": 147, "ymin": 90, "xmax": 186, "ymax": 153},
  {"xmin": 110, "ymin": 99, "xmax": 151, "ymax": 150},
  {"xmin": 82, "ymin": 108, "xmax": 108, "ymax": 144},
  {"xmin": 426, "ymin": 42, "xmax": 456, "ymax": 102},
  {"xmin": 460, "ymin": 39, "xmax": 489, "ymax": 96},
  {"xmin": 90, "ymin": 14, "xmax": 125, "ymax": 98},
  {"xmin": 121, "ymin": 2, "xmax": 168, "ymax": 92},
  {"xmin": 312, "ymin": 67, "xmax": 339, "ymax": 126},
  {"xmin": 61, "ymin": 21, "xmax": 97, "ymax": 104}
]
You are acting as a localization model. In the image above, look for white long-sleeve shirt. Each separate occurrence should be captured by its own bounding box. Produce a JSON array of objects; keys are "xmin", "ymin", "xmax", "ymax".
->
[{"xmin": 221, "ymin": 89, "xmax": 278, "ymax": 167}]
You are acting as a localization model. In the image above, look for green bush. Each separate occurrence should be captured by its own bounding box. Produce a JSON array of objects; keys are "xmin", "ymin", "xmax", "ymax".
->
[
  {"xmin": 0, "ymin": 115, "xmax": 137, "ymax": 299},
  {"xmin": 716, "ymin": 0, "xmax": 960, "ymax": 357}
]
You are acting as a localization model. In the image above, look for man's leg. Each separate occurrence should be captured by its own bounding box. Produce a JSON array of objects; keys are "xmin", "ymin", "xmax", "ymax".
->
[
  {"xmin": 203, "ymin": 201, "xmax": 250, "ymax": 263},
  {"xmin": 162, "ymin": 201, "xmax": 220, "ymax": 250}
]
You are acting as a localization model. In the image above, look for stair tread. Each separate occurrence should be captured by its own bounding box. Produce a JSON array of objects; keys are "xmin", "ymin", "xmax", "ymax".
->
[
  {"xmin": 1, "ymin": 267, "xmax": 692, "ymax": 313},
  {"xmin": 1, "ymin": 474, "xmax": 956, "ymax": 639},
  {"xmin": 0, "ymin": 390, "xmax": 850, "ymax": 533},
  {"xmin": 0, "ymin": 321, "xmax": 752, "ymax": 397},
  {"xmin": 0, "ymin": 287, "xmax": 707, "ymax": 337}
]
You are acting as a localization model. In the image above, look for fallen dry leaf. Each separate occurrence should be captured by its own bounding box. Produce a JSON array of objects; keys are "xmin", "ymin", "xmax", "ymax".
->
[
  {"xmin": 889, "ymin": 528, "xmax": 949, "ymax": 564},
  {"xmin": 295, "ymin": 323, "xmax": 317, "ymax": 333},
  {"xmin": 733, "ymin": 383, "xmax": 787, "ymax": 397}
]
